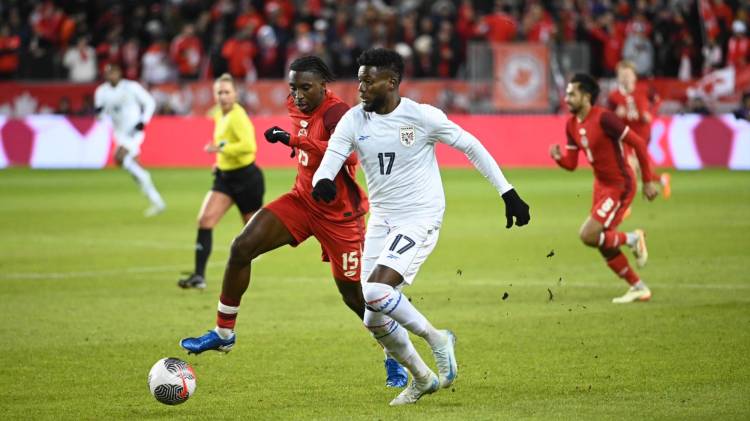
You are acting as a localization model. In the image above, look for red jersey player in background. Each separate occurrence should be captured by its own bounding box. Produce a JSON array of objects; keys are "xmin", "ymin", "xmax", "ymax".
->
[
  {"xmin": 607, "ymin": 60, "xmax": 671, "ymax": 199},
  {"xmin": 550, "ymin": 73, "xmax": 660, "ymax": 304},
  {"xmin": 180, "ymin": 56, "xmax": 408, "ymax": 387}
]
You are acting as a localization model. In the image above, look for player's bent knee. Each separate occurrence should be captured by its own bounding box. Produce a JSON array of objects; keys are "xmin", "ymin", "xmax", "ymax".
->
[
  {"xmin": 579, "ymin": 229, "xmax": 599, "ymax": 247},
  {"xmin": 227, "ymin": 233, "xmax": 259, "ymax": 266},
  {"xmin": 362, "ymin": 282, "xmax": 396, "ymax": 311}
]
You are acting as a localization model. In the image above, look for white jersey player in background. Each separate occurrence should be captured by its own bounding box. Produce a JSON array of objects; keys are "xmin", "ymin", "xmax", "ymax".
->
[
  {"xmin": 95, "ymin": 64, "xmax": 166, "ymax": 216},
  {"xmin": 312, "ymin": 48, "xmax": 531, "ymax": 406}
]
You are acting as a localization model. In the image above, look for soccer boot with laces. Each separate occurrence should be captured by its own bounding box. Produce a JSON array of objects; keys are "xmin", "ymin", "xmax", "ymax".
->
[
  {"xmin": 384, "ymin": 357, "xmax": 408, "ymax": 388},
  {"xmin": 389, "ymin": 371, "xmax": 439, "ymax": 406},
  {"xmin": 178, "ymin": 273, "xmax": 206, "ymax": 289},
  {"xmin": 180, "ymin": 330, "xmax": 235, "ymax": 354},
  {"xmin": 629, "ymin": 229, "xmax": 648, "ymax": 268},
  {"xmin": 612, "ymin": 286, "xmax": 652, "ymax": 304},
  {"xmin": 431, "ymin": 330, "xmax": 458, "ymax": 388}
]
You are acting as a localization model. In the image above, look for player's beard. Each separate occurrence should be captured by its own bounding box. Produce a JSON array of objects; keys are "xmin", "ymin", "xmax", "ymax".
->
[
  {"xmin": 566, "ymin": 101, "xmax": 580, "ymax": 115},
  {"xmin": 362, "ymin": 95, "xmax": 386, "ymax": 113}
]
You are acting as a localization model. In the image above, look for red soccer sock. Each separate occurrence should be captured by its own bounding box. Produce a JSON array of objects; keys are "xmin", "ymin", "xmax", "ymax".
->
[
  {"xmin": 605, "ymin": 251, "xmax": 640, "ymax": 286},
  {"xmin": 599, "ymin": 231, "xmax": 627, "ymax": 249},
  {"xmin": 216, "ymin": 294, "xmax": 241, "ymax": 330}
]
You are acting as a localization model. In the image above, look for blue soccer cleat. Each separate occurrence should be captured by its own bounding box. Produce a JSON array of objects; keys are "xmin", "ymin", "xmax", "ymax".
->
[
  {"xmin": 385, "ymin": 357, "xmax": 408, "ymax": 388},
  {"xmin": 180, "ymin": 330, "xmax": 235, "ymax": 354}
]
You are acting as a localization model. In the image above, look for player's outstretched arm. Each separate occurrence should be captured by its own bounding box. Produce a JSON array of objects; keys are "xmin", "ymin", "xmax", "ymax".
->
[
  {"xmin": 447, "ymin": 129, "xmax": 530, "ymax": 228},
  {"xmin": 424, "ymin": 104, "xmax": 530, "ymax": 228},
  {"xmin": 263, "ymin": 126, "xmax": 358, "ymax": 165},
  {"xmin": 459, "ymin": 135, "xmax": 531, "ymax": 228},
  {"xmin": 622, "ymin": 128, "xmax": 658, "ymax": 201}
]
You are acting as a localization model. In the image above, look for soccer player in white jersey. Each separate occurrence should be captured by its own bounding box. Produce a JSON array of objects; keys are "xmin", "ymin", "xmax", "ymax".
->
[
  {"xmin": 312, "ymin": 48, "xmax": 531, "ymax": 406},
  {"xmin": 95, "ymin": 64, "xmax": 166, "ymax": 216}
]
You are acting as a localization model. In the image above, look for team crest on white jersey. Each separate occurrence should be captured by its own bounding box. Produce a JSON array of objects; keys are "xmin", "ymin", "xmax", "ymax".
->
[{"xmin": 399, "ymin": 126, "xmax": 416, "ymax": 147}]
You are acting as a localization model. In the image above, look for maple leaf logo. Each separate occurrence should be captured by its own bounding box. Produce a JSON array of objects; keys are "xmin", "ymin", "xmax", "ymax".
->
[{"xmin": 514, "ymin": 67, "xmax": 532, "ymax": 87}]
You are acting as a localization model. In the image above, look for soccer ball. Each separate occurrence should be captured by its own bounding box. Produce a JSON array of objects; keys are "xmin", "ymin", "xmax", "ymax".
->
[{"xmin": 147, "ymin": 357, "xmax": 197, "ymax": 405}]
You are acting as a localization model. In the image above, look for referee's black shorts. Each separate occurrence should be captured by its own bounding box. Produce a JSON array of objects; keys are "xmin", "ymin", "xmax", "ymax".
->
[{"xmin": 212, "ymin": 163, "xmax": 265, "ymax": 214}]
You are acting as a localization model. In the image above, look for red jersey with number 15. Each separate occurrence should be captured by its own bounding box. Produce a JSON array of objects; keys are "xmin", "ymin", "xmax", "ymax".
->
[
  {"xmin": 286, "ymin": 91, "xmax": 369, "ymax": 222},
  {"xmin": 560, "ymin": 106, "xmax": 653, "ymax": 188}
]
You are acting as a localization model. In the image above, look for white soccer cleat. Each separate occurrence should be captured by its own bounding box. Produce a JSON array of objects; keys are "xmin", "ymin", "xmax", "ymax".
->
[
  {"xmin": 612, "ymin": 286, "xmax": 652, "ymax": 304},
  {"xmin": 144, "ymin": 203, "xmax": 166, "ymax": 217},
  {"xmin": 431, "ymin": 330, "xmax": 457, "ymax": 388},
  {"xmin": 630, "ymin": 229, "xmax": 648, "ymax": 268},
  {"xmin": 389, "ymin": 371, "xmax": 439, "ymax": 406}
]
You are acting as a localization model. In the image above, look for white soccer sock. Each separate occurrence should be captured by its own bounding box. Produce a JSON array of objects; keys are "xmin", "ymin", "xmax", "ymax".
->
[
  {"xmin": 632, "ymin": 280, "xmax": 647, "ymax": 290},
  {"xmin": 215, "ymin": 300, "xmax": 239, "ymax": 339},
  {"xmin": 122, "ymin": 155, "xmax": 165, "ymax": 207},
  {"xmin": 214, "ymin": 327, "xmax": 234, "ymax": 339},
  {"xmin": 403, "ymin": 351, "xmax": 432, "ymax": 381},
  {"xmin": 363, "ymin": 282, "xmax": 444, "ymax": 348},
  {"xmin": 625, "ymin": 232, "xmax": 639, "ymax": 247},
  {"xmin": 364, "ymin": 310, "xmax": 431, "ymax": 379}
]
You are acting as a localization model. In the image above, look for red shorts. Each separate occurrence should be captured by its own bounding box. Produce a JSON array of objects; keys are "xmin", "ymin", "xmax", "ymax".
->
[
  {"xmin": 265, "ymin": 192, "xmax": 365, "ymax": 282},
  {"xmin": 590, "ymin": 182, "xmax": 635, "ymax": 229}
]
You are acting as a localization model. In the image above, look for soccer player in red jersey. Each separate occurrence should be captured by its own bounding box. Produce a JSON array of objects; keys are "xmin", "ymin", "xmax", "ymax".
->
[
  {"xmin": 550, "ymin": 73, "xmax": 659, "ymax": 303},
  {"xmin": 180, "ymin": 56, "xmax": 407, "ymax": 387},
  {"xmin": 608, "ymin": 60, "xmax": 671, "ymax": 199}
]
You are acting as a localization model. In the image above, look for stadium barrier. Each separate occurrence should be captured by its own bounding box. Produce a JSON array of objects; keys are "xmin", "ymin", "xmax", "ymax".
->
[{"xmin": 0, "ymin": 114, "xmax": 748, "ymax": 169}]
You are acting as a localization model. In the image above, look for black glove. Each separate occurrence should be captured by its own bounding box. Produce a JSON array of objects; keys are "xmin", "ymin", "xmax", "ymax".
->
[
  {"xmin": 312, "ymin": 179, "xmax": 336, "ymax": 203},
  {"xmin": 133, "ymin": 122, "xmax": 145, "ymax": 131},
  {"xmin": 264, "ymin": 126, "xmax": 291, "ymax": 145},
  {"xmin": 501, "ymin": 188, "xmax": 530, "ymax": 228}
]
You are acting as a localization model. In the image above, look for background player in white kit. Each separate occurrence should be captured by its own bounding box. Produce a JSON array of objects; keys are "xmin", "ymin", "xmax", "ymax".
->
[
  {"xmin": 312, "ymin": 48, "xmax": 531, "ymax": 406},
  {"xmin": 95, "ymin": 64, "xmax": 166, "ymax": 217}
]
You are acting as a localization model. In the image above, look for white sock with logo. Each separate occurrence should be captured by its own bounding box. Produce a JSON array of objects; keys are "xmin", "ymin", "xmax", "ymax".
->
[
  {"xmin": 363, "ymin": 282, "xmax": 445, "ymax": 348},
  {"xmin": 364, "ymin": 310, "xmax": 431, "ymax": 380}
]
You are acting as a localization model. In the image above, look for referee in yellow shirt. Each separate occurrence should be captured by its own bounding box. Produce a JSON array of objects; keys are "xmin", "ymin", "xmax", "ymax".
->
[{"xmin": 179, "ymin": 73, "xmax": 265, "ymax": 289}]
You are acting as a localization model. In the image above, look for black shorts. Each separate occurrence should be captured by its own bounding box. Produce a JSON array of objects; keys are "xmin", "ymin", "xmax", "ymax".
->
[{"xmin": 212, "ymin": 163, "xmax": 265, "ymax": 214}]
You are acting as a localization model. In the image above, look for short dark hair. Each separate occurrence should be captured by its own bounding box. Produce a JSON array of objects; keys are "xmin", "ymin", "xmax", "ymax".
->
[
  {"xmin": 570, "ymin": 73, "xmax": 600, "ymax": 104},
  {"xmin": 289, "ymin": 56, "xmax": 335, "ymax": 82},
  {"xmin": 357, "ymin": 48, "xmax": 404, "ymax": 83}
]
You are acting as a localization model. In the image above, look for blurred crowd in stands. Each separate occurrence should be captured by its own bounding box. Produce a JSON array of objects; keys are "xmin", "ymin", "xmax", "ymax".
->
[{"xmin": 0, "ymin": 0, "xmax": 749, "ymax": 84}]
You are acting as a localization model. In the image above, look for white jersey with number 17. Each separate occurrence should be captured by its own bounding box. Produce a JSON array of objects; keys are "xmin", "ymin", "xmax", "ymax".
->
[{"xmin": 313, "ymin": 97, "xmax": 514, "ymax": 225}]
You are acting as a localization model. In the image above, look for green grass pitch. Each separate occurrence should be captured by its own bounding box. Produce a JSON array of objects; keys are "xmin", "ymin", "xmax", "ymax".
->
[{"xmin": 1, "ymin": 167, "xmax": 748, "ymax": 420}]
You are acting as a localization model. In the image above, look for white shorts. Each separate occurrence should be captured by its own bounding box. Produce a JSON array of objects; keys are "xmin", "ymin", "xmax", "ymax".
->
[
  {"xmin": 361, "ymin": 214, "xmax": 441, "ymax": 286},
  {"xmin": 113, "ymin": 130, "xmax": 144, "ymax": 157}
]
